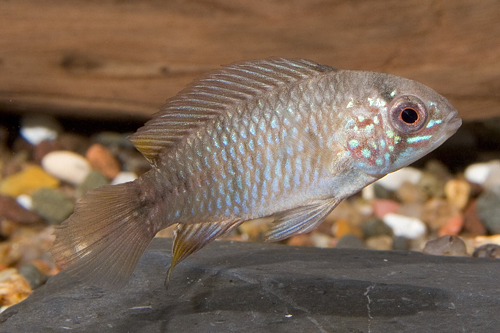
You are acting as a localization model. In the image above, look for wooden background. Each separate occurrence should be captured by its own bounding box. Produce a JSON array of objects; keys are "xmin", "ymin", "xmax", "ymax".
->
[{"xmin": 0, "ymin": 0, "xmax": 499, "ymax": 121}]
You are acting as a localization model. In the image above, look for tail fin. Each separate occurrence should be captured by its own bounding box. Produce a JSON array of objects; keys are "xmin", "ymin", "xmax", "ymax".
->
[{"xmin": 51, "ymin": 180, "xmax": 157, "ymax": 289}]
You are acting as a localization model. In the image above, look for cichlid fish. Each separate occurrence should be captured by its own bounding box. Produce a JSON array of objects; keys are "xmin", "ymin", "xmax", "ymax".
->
[{"xmin": 51, "ymin": 58, "xmax": 461, "ymax": 288}]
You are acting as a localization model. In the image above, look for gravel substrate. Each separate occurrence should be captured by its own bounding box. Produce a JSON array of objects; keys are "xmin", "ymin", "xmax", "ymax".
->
[{"xmin": 0, "ymin": 113, "xmax": 499, "ymax": 312}]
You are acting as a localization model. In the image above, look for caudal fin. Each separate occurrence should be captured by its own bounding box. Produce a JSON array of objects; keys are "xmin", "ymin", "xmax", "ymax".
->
[{"xmin": 51, "ymin": 181, "xmax": 157, "ymax": 289}]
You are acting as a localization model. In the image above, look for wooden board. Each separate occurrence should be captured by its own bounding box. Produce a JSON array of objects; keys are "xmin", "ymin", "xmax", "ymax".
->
[{"xmin": 0, "ymin": 0, "xmax": 499, "ymax": 120}]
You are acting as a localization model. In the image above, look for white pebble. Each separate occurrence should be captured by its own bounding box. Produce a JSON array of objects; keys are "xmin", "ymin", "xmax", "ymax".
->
[
  {"xmin": 111, "ymin": 172, "xmax": 138, "ymax": 185},
  {"xmin": 20, "ymin": 115, "xmax": 62, "ymax": 145},
  {"xmin": 16, "ymin": 194, "xmax": 33, "ymax": 210},
  {"xmin": 362, "ymin": 183, "xmax": 375, "ymax": 201},
  {"xmin": 465, "ymin": 160, "xmax": 500, "ymax": 185},
  {"xmin": 42, "ymin": 151, "xmax": 91, "ymax": 185},
  {"xmin": 383, "ymin": 213, "xmax": 426, "ymax": 239},
  {"xmin": 376, "ymin": 167, "xmax": 423, "ymax": 191}
]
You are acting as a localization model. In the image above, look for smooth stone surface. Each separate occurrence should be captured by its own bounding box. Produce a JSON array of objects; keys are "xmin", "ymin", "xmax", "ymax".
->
[
  {"xmin": 19, "ymin": 115, "xmax": 61, "ymax": 145},
  {"xmin": 423, "ymin": 235, "xmax": 468, "ymax": 257},
  {"xmin": 0, "ymin": 165, "xmax": 59, "ymax": 197},
  {"xmin": 476, "ymin": 191, "xmax": 500, "ymax": 234},
  {"xmin": 31, "ymin": 188, "xmax": 74, "ymax": 225},
  {"xmin": 465, "ymin": 160, "xmax": 500, "ymax": 185},
  {"xmin": 111, "ymin": 171, "xmax": 138, "ymax": 185},
  {"xmin": 383, "ymin": 213, "xmax": 427, "ymax": 239},
  {"xmin": 2, "ymin": 239, "xmax": 500, "ymax": 332},
  {"xmin": 376, "ymin": 167, "xmax": 422, "ymax": 191},
  {"xmin": 41, "ymin": 151, "xmax": 91, "ymax": 185},
  {"xmin": 77, "ymin": 170, "xmax": 109, "ymax": 197},
  {"xmin": 18, "ymin": 264, "xmax": 47, "ymax": 290}
]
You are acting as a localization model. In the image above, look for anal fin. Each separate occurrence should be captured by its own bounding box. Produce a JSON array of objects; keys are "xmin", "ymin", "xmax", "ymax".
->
[
  {"xmin": 265, "ymin": 197, "xmax": 341, "ymax": 242},
  {"xmin": 166, "ymin": 219, "xmax": 242, "ymax": 287}
]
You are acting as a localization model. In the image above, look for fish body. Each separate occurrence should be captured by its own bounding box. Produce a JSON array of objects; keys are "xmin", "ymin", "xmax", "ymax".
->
[{"xmin": 52, "ymin": 58, "xmax": 461, "ymax": 288}]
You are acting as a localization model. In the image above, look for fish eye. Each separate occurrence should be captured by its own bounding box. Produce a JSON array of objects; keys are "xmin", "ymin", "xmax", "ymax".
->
[{"xmin": 389, "ymin": 95, "xmax": 427, "ymax": 133}]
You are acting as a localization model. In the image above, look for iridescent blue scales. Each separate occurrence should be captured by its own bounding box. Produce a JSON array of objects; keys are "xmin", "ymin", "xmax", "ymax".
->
[{"xmin": 51, "ymin": 58, "xmax": 461, "ymax": 289}]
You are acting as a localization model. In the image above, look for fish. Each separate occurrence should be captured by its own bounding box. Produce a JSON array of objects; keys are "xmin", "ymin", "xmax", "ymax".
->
[{"xmin": 51, "ymin": 58, "xmax": 462, "ymax": 289}]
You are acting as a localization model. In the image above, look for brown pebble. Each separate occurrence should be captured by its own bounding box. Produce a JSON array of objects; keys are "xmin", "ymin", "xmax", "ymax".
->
[
  {"xmin": 396, "ymin": 181, "xmax": 427, "ymax": 203},
  {"xmin": 86, "ymin": 144, "xmax": 121, "ymax": 179},
  {"xmin": 438, "ymin": 214, "xmax": 464, "ymax": 236},
  {"xmin": 463, "ymin": 200, "xmax": 487, "ymax": 236},
  {"xmin": 445, "ymin": 179, "xmax": 471, "ymax": 210},
  {"xmin": 473, "ymin": 244, "xmax": 500, "ymax": 258},
  {"xmin": 0, "ymin": 270, "xmax": 32, "ymax": 307},
  {"xmin": 0, "ymin": 195, "xmax": 42, "ymax": 224},
  {"xmin": 422, "ymin": 198, "xmax": 459, "ymax": 231},
  {"xmin": 423, "ymin": 235, "xmax": 468, "ymax": 256},
  {"xmin": 366, "ymin": 235, "xmax": 393, "ymax": 250},
  {"xmin": 33, "ymin": 140, "xmax": 63, "ymax": 164}
]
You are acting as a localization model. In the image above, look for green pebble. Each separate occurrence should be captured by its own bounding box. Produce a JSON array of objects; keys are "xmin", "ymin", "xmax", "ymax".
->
[
  {"xmin": 78, "ymin": 170, "xmax": 110, "ymax": 197},
  {"xmin": 32, "ymin": 188, "xmax": 74, "ymax": 225}
]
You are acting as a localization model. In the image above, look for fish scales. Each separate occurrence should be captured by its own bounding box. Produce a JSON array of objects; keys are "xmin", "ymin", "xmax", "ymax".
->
[{"xmin": 51, "ymin": 58, "xmax": 461, "ymax": 289}]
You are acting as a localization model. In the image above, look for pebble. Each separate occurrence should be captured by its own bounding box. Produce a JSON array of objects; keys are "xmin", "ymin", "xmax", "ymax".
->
[
  {"xmin": 0, "ymin": 269, "xmax": 32, "ymax": 308},
  {"xmin": 383, "ymin": 213, "xmax": 426, "ymax": 239},
  {"xmin": 0, "ymin": 242, "xmax": 22, "ymax": 267},
  {"xmin": 41, "ymin": 151, "xmax": 91, "ymax": 185},
  {"xmin": 423, "ymin": 235, "xmax": 468, "ymax": 256},
  {"xmin": 438, "ymin": 214, "xmax": 464, "ymax": 237},
  {"xmin": 392, "ymin": 236, "xmax": 410, "ymax": 251},
  {"xmin": 396, "ymin": 181, "xmax": 427, "ymax": 204},
  {"xmin": 18, "ymin": 264, "xmax": 47, "ymax": 290},
  {"xmin": 465, "ymin": 160, "xmax": 500, "ymax": 185},
  {"xmin": 445, "ymin": 179, "xmax": 471, "ymax": 210},
  {"xmin": 58, "ymin": 133, "xmax": 91, "ymax": 155},
  {"xmin": 111, "ymin": 172, "xmax": 138, "ymax": 185},
  {"xmin": 310, "ymin": 232, "xmax": 334, "ymax": 248},
  {"xmin": 333, "ymin": 219, "xmax": 363, "ymax": 239},
  {"xmin": 366, "ymin": 235, "xmax": 393, "ymax": 250},
  {"xmin": 238, "ymin": 218, "xmax": 273, "ymax": 241},
  {"xmin": 19, "ymin": 115, "xmax": 61, "ymax": 145},
  {"xmin": 422, "ymin": 198, "xmax": 459, "ymax": 231},
  {"xmin": 397, "ymin": 202, "xmax": 424, "ymax": 219},
  {"xmin": 476, "ymin": 190, "xmax": 500, "ymax": 234},
  {"xmin": 287, "ymin": 233, "xmax": 314, "ymax": 247},
  {"xmin": 326, "ymin": 200, "xmax": 363, "ymax": 227},
  {"xmin": 473, "ymin": 244, "xmax": 500, "ymax": 258},
  {"xmin": 0, "ymin": 195, "xmax": 41, "ymax": 224},
  {"xmin": 463, "ymin": 200, "xmax": 486, "ymax": 236},
  {"xmin": 418, "ymin": 172, "xmax": 446, "ymax": 198},
  {"xmin": 16, "ymin": 194, "xmax": 33, "ymax": 211},
  {"xmin": 77, "ymin": 170, "xmax": 109, "ymax": 197},
  {"xmin": 33, "ymin": 140, "xmax": 63, "ymax": 164},
  {"xmin": 373, "ymin": 199, "xmax": 400, "ymax": 219},
  {"xmin": 375, "ymin": 167, "xmax": 422, "ymax": 191},
  {"xmin": 362, "ymin": 217, "xmax": 393, "ymax": 238},
  {"xmin": 32, "ymin": 188, "xmax": 74, "ymax": 225},
  {"xmin": 86, "ymin": 143, "xmax": 121, "ymax": 179},
  {"xmin": 336, "ymin": 234, "xmax": 364, "ymax": 249},
  {"xmin": 93, "ymin": 131, "xmax": 135, "ymax": 149},
  {"xmin": 0, "ymin": 165, "xmax": 60, "ymax": 197},
  {"xmin": 372, "ymin": 183, "xmax": 393, "ymax": 199}
]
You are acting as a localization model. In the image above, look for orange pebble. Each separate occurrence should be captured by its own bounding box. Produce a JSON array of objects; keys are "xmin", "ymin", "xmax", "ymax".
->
[
  {"xmin": 438, "ymin": 214, "xmax": 464, "ymax": 236},
  {"xmin": 333, "ymin": 219, "xmax": 364, "ymax": 239},
  {"xmin": 86, "ymin": 144, "xmax": 121, "ymax": 179}
]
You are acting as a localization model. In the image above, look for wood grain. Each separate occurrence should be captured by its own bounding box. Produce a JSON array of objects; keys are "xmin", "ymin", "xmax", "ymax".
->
[{"xmin": 0, "ymin": 0, "xmax": 499, "ymax": 120}]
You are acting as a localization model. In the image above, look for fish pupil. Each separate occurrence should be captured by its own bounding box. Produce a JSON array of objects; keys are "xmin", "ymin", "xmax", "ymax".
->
[{"xmin": 401, "ymin": 108, "xmax": 419, "ymax": 124}]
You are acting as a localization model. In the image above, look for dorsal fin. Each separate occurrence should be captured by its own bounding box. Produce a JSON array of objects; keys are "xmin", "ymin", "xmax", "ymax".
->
[{"xmin": 129, "ymin": 58, "xmax": 336, "ymax": 163}]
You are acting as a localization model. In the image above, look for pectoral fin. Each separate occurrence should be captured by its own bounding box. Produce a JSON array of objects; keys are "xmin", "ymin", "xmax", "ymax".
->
[
  {"xmin": 167, "ymin": 219, "xmax": 242, "ymax": 287},
  {"xmin": 265, "ymin": 197, "xmax": 341, "ymax": 242}
]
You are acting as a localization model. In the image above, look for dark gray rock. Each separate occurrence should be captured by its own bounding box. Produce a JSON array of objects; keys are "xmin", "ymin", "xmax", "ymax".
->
[
  {"xmin": 1, "ymin": 238, "xmax": 500, "ymax": 333},
  {"xmin": 18, "ymin": 264, "xmax": 47, "ymax": 290},
  {"xmin": 477, "ymin": 190, "xmax": 500, "ymax": 234}
]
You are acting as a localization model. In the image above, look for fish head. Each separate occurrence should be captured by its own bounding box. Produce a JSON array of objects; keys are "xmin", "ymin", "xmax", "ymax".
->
[{"xmin": 342, "ymin": 71, "xmax": 462, "ymax": 177}]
